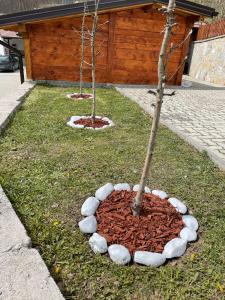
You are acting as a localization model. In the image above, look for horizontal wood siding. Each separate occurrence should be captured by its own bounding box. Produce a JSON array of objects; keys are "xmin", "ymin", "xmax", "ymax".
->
[
  {"xmin": 28, "ymin": 5, "xmax": 193, "ymax": 85},
  {"xmin": 110, "ymin": 7, "xmax": 188, "ymax": 84},
  {"xmin": 29, "ymin": 15, "xmax": 109, "ymax": 82}
]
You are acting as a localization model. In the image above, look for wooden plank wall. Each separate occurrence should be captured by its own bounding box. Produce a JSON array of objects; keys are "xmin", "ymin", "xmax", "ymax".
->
[{"xmin": 28, "ymin": 5, "xmax": 196, "ymax": 85}]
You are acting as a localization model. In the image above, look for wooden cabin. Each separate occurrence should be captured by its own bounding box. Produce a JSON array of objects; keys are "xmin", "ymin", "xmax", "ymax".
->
[{"xmin": 0, "ymin": 0, "xmax": 217, "ymax": 85}]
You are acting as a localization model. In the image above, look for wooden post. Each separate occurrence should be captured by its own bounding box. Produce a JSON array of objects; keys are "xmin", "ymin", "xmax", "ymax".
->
[{"xmin": 18, "ymin": 24, "xmax": 32, "ymax": 80}]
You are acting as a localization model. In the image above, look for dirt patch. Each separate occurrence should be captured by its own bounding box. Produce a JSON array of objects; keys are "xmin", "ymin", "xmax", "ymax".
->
[
  {"xmin": 74, "ymin": 117, "xmax": 109, "ymax": 128},
  {"xmin": 96, "ymin": 190, "xmax": 184, "ymax": 254}
]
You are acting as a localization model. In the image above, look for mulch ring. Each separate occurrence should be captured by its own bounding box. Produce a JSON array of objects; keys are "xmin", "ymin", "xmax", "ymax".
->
[
  {"xmin": 70, "ymin": 93, "xmax": 92, "ymax": 100},
  {"xmin": 96, "ymin": 190, "xmax": 184, "ymax": 255},
  {"xmin": 74, "ymin": 117, "xmax": 109, "ymax": 128}
]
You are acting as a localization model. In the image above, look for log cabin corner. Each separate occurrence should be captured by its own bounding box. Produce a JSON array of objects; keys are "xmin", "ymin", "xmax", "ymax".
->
[{"xmin": 0, "ymin": 0, "xmax": 217, "ymax": 85}]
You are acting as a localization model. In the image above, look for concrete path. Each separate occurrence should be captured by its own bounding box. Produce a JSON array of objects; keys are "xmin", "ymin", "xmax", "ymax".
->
[
  {"xmin": 116, "ymin": 77, "xmax": 225, "ymax": 171},
  {"xmin": 0, "ymin": 70, "xmax": 23, "ymax": 98},
  {"xmin": 0, "ymin": 80, "xmax": 35, "ymax": 133},
  {"xmin": 0, "ymin": 81, "xmax": 64, "ymax": 299},
  {"xmin": 0, "ymin": 187, "xmax": 64, "ymax": 300}
]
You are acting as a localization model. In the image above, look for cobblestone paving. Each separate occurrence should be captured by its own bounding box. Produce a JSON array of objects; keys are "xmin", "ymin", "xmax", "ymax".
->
[{"xmin": 116, "ymin": 81, "xmax": 225, "ymax": 171}]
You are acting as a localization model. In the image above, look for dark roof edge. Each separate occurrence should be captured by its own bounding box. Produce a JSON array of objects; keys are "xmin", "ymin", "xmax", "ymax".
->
[{"xmin": 0, "ymin": 0, "xmax": 218, "ymax": 27}]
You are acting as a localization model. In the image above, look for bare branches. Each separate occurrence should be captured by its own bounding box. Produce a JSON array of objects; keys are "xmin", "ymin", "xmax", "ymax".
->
[{"xmin": 148, "ymin": 89, "xmax": 176, "ymax": 96}]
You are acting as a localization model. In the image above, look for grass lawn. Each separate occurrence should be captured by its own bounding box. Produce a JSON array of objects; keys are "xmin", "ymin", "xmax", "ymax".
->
[{"xmin": 0, "ymin": 85, "xmax": 225, "ymax": 300}]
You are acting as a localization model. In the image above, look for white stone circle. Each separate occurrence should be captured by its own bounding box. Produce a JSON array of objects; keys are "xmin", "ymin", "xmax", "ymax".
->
[
  {"xmin": 66, "ymin": 93, "xmax": 93, "ymax": 100},
  {"xmin": 79, "ymin": 183, "xmax": 199, "ymax": 266},
  {"xmin": 67, "ymin": 116, "xmax": 114, "ymax": 130}
]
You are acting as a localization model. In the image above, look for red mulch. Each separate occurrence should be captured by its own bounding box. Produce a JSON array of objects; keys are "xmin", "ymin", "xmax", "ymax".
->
[
  {"xmin": 70, "ymin": 93, "xmax": 92, "ymax": 99},
  {"xmin": 74, "ymin": 117, "xmax": 109, "ymax": 128},
  {"xmin": 96, "ymin": 190, "xmax": 184, "ymax": 254}
]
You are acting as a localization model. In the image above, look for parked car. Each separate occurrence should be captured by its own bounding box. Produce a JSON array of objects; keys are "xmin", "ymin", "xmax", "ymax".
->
[{"xmin": 0, "ymin": 55, "xmax": 19, "ymax": 72}]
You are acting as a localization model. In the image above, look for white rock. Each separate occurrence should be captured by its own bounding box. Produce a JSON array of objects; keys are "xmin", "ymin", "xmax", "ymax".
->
[
  {"xmin": 114, "ymin": 183, "xmax": 131, "ymax": 191},
  {"xmin": 70, "ymin": 116, "xmax": 82, "ymax": 122},
  {"xmin": 134, "ymin": 251, "xmax": 166, "ymax": 267},
  {"xmin": 168, "ymin": 197, "xmax": 187, "ymax": 214},
  {"xmin": 81, "ymin": 197, "xmax": 100, "ymax": 216},
  {"xmin": 89, "ymin": 233, "xmax": 108, "ymax": 254},
  {"xmin": 133, "ymin": 184, "xmax": 151, "ymax": 193},
  {"xmin": 102, "ymin": 117, "xmax": 110, "ymax": 122},
  {"xmin": 163, "ymin": 238, "xmax": 187, "ymax": 258},
  {"xmin": 78, "ymin": 216, "xmax": 97, "ymax": 234},
  {"xmin": 180, "ymin": 227, "xmax": 197, "ymax": 242},
  {"xmin": 74, "ymin": 124, "xmax": 84, "ymax": 129},
  {"xmin": 152, "ymin": 190, "xmax": 168, "ymax": 199},
  {"xmin": 182, "ymin": 215, "xmax": 199, "ymax": 231},
  {"xmin": 108, "ymin": 244, "xmax": 131, "ymax": 265},
  {"xmin": 95, "ymin": 183, "xmax": 114, "ymax": 201}
]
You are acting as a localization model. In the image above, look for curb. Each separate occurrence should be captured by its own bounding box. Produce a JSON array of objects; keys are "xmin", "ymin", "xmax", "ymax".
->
[{"xmin": 0, "ymin": 81, "xmax": 36, "ymax": 134}]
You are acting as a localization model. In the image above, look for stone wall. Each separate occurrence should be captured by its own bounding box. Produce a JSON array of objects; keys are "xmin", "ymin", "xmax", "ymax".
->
[{"xmin": 189, "ymin": 35, "xmax": 225, "ymax": 85}]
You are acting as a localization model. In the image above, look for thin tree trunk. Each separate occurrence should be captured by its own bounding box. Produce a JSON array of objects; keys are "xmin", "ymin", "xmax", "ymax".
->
[
  {"xmin": 91, "ymin": 0, "xmax": 100, "ymax": 126},
  {"xmin": 79, "ymin": 1, "xmax": 87, "ymax": 95},
  {"xmin": 132, "ymin": 0, "xmax": 176, "ymax": 216}
]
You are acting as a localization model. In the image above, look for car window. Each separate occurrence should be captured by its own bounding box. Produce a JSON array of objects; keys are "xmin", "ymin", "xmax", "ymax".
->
[{"xmin": 0, "ymin": 56, "xmax": 10, "ymax": 62}]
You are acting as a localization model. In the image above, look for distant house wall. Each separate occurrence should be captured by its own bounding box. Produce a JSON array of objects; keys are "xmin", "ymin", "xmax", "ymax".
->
[
  {"xmin": 26, "ymin": 6, "xmax": 197, "ymax": 85},
  {"xmin": 189, "ymin": 19, "xmax": 225, "ymax": 86},
  {"xmin": 0, "ymin": 37, "xmax": 5, "ymax": 55}
]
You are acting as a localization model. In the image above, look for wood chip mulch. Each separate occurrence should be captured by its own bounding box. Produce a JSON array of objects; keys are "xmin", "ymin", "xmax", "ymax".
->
[
  {"xmin": 74, "ymin": 118, "xmax": 109, "ymax": 128},
  {"xmin": 96, "ymin": 190, "xmax": 184, "ymax": 254},
  {"xmin": 70, "ymin": 94, "xmax": 92, "ymax": 99}
]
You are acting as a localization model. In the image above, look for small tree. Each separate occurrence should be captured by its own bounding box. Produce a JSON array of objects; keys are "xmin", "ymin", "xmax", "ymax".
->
[
  {"xmin": 132, "ymin": 0, "xmax": 177, "ymax": 216},
  {"xmin": 91, "ymin": 0, "xmax": 100, "ymax": 125},
  {"xmin": 79, "ymin": 0, "xmax": 88, "ymax": 96}
]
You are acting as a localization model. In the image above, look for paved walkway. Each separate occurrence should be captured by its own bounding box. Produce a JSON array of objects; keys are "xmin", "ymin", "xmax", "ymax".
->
[
  {"xmin": 0, "ymin": 69, "xmax": 24, "ymax": 98},
  {"xmin": 116, "ymin": 77, "xmax": 225, "ymax": 171},
  {"xmin": 0, "ymin": 81, "xmax": 64, "ymax": 299}
]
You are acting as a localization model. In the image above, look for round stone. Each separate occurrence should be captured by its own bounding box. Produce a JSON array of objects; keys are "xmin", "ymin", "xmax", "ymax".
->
[
  {"xmin": 114, "ymin": 183, "xmax": 131, "ymax": 191},
  {"xmin": 78, "ymin": 216, "xmax": 97, "ymax": 234},
  {"xmin": 134, "ymin": 251, "xmax": 166, "ymax": 267},
  {"xmin": 89, "ymin": 233, "xmax": 108, "ymax": 254},
  {"xmin": 168, "ymin": 197, "xmax": 187, "ymax": 214},
  {"xmin": 182, "ymin": 215, "xmax": 199, "ymax": 231},
  {"xmin": 152, "ymin": 190, "xmax": 168, "ymax": 199},
  {"xmin": 81, "ymin": 197, "xmax": 100, "ymax": 216},
  {"xmin": 180, "ymin": 227, "xmax": 197, "ymax": 242},
  {"xmin": 108, "ymin": 244, "xmax": 131, "ymax": 265},
  {"xmin": 163, "ymin": 238, "xmax": 187, "ymax": 258},
  {"xmin": 95, "ymin": 183, "xmax": 114, "ymax": 201}
]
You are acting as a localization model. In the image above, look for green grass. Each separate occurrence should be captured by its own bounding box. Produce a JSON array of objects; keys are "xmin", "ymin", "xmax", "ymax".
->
[{"xmin": 0, "ymin": 85, "xmax": 225, "ymax": 300}]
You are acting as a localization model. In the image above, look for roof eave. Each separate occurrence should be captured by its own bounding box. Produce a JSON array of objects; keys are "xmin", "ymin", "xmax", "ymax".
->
[{"xmin": 0, "ymin": 0, "xmax": 217, "ymax": 28}]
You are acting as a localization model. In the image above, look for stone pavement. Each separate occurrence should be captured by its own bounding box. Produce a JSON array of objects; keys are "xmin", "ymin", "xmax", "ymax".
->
[
  {"xmin": 116, "ymin": 77, "xmax": 225, "ymax": 171},
  {"xmin": 0, "ymin": 82, "xmax": 64, "ymax": 299}
]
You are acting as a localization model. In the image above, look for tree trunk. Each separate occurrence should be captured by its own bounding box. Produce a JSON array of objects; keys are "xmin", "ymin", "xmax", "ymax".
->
[
  {"xmin": 132, "ymin": 0, "xmax": 176, "ymax": 216},
  {"xmin": 91, "ymin": 0, "xmax": 100, "ymax": 126},
  {"xmin": 79, "ymin": 1, "xmax": 87, "ymax": 95}
]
